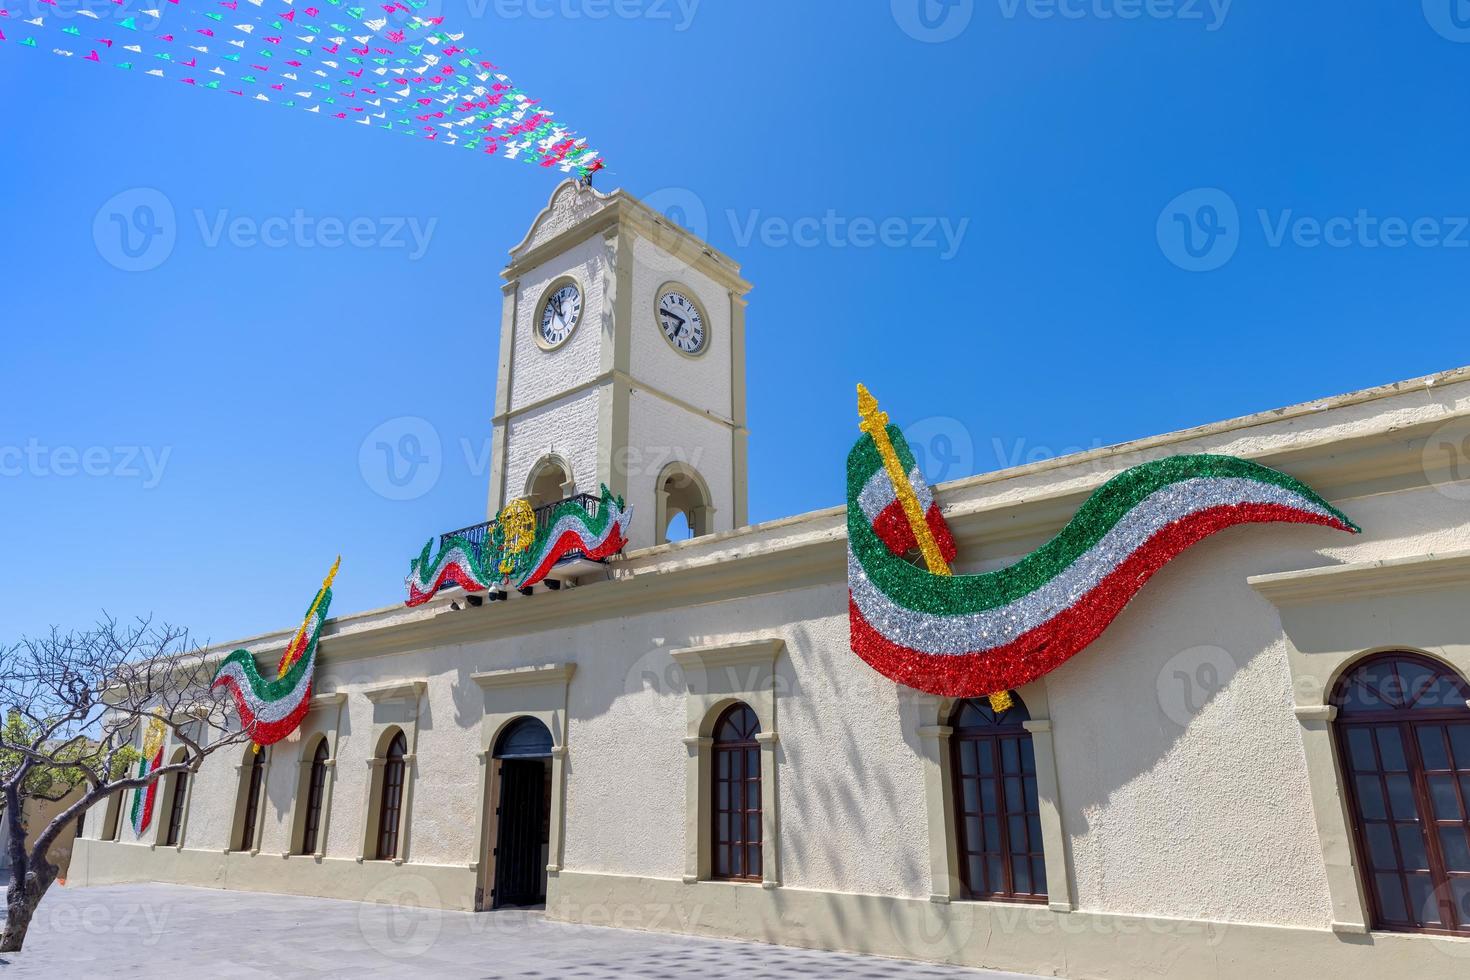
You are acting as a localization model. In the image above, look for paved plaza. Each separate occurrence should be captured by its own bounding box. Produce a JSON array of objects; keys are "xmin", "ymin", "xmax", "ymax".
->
[{"xmin": 0, "ymin": 882, "xmax": 1051, "ymax": 979}]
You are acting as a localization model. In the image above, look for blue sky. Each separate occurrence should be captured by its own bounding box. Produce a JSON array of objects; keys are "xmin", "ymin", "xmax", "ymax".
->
[{"xmin": 3, "ymin": 1, "xmax": 1467, "ymax": 644}]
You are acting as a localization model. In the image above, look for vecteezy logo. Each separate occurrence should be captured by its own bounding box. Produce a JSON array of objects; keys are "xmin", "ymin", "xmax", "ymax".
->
[
  {"xmin": 359, "ymin": 417, "xmax": 442, "ymax": 501},
  {"xmin": 1423, "ymin": 0, "xmax": 1470, "ymax": 42},
  {"xmin": 892, "ymin": 0, "xmax": 974, "ymax": 42},
  {"xmin": 1157, "ymin": 645, "xmax": 1237, "ymax": 728},
  {"xmin": 904, "ymin": 416, "xmax": 976, "ymax": 485},
  {"xmin": 93, "ymin": 188, "xmax": 177, "ymax": 272},
  {"xmin": 639, "ymin": 186, "xmax": 710, "ymax": 272},
  {"xmin": 1156, "ymin": 188, "xmax": 1240, "ymax": 272}
]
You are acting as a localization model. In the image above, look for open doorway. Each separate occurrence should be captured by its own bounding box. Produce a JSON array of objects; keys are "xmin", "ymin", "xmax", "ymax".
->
[{"xmin": 491, "ymin": 717, "xmax": 553, "ymax": 909}]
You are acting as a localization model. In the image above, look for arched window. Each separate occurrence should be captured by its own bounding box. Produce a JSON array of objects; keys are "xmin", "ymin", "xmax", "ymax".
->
[
  {"xmin": 237, "ymin": 749, "xmax": 266, "ymax": 852},
  {"xmin": 712, "ymin": 703, "xmax": 761, "ymax": 882},
  {"xmin": 300, "ymin": 740, "xmax": 331, "ymax": 856},
  {"xmin": 162, "ymin": 752, "xmax": 189, "ymax": 848},
  {"xmin": 950, "ymin": 694, "xmax": 1046, "ymax": 903},
  {"xmin": 657, "ymin": 462, "xmax": 714, "ymax": 544},
  {"xmin": 525, "ymin": 455, "xmax": 573, "ymax": 510},
  {"xmin": 1333, "ymin": 653, "xmax": 1470, "ymax": 935},
  {"xmin": 376, "ymin": 732, "xmax": 409, "ymax": 861}
]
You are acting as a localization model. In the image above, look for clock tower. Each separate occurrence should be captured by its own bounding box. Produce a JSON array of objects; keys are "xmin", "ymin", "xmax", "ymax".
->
[{"xmin": 487, "ymin": 180, "xmax": 752, "ymax": 551}]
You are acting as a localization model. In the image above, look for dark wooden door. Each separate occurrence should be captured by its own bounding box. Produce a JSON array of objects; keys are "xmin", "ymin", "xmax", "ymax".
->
[{"xmin": 493, "ymin": 760, "xmax": 550, "ymax": 908}]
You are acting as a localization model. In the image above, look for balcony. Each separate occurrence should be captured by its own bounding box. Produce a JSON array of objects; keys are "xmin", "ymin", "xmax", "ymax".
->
[{"xmin": 436, "ymin": 493, "xmax": 611, "ymax": 597}]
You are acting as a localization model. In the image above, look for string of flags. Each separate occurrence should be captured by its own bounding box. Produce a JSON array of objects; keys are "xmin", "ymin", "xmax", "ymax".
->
[{"xmin": 0, "ymin": 0, "xmax": 605, "ymax": 176}]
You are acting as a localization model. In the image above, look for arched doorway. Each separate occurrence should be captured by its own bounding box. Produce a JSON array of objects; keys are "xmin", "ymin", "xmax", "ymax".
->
[{"xmin": 492, "ymin": 716, "xmax": 554, "ymax": 909}]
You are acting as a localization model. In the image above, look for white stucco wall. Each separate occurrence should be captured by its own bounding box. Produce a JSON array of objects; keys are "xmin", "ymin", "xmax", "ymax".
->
[
  {"xmin": 624, "ymin": 388, "xmax": 734, "ymax": 545},
  {"xmin": 504, "ymin": 388, "xmax": 602, "ymax": 502},
  {"xmin": 627, "ymin": 232, "xmax": 734, "ymax": 420},
  {"xmin": 507, "ymin": 235, "xmax": 609, "ymax": 415}
]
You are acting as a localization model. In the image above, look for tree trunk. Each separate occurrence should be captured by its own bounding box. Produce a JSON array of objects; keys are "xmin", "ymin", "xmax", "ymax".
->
[{"xmin": 1, "ymin": 862, "xmax": 56, "ymax": 954}]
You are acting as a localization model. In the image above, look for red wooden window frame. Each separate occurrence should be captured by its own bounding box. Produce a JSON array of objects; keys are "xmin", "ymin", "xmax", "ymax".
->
[
  {"xmin": 376, "ymin": 732, "xmax": 408, "ymax": 861},
  {"xmin": 163, "ymin": 769, "xmax": 188, "ymax": 848},
  {"xmin": 300, "ymin": 740, "xmax": 330, "ymax": 856},
  {"xmin": 1334, "ymin": 652, "xmax": 1470, "ymax": 936},
  {"xmin": 237, "ymin": 750, "xmax": 266, "ymax": 852},
  {"xmin": 711, "ymin": 703, "xmax": 762, "ymax": 883},
  {"xmin": 950, "ymin": 695, "xmax": 1047, "ymax": 903}
]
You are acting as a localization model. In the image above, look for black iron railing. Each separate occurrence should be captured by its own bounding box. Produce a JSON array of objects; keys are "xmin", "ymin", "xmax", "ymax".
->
[{"xmin": 437, "ymin": 493, "xmax": 605, "ymax": 567}]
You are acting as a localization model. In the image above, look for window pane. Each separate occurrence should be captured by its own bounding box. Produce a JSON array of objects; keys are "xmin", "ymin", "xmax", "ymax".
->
[
  {"xmin": 746, "ymin": 845, "xmax": 761, "ymax": 880},
  {"xmin": 1451, "ymin": 725, "xmax": 1470, "ymax": 767},
  {"xmin": 1386, "ymin": 774, "xmax": 1418, "ymax": 820},
  {"xmin": 968, "ymin": 856, "xmax": 985, "ymax": 894},
  {"xmin": 1439, "ymin": 827, "xmax": 1470, "ymax": 873},
  {"xmin": 1028, "ymin": 814, "xmax": 1043, "ymax": 849},
  {"xmin": 1012, "ymin": 857, "xmax": 1032, "ymax": 895},
  {"xmin": 717, "ymin": 781, "xmax": 729, "ymax": 810},
  {"xmin": 1023, "ymin": 775, "xmax": 1040, "ymax": 810},
  {"xmin": 748, "ymin": 780, "xmax": 760, "ymax": 810},
  {"xmin": 747, "ymin": 814, "xmax": 761, "ymax": 845},
  {"xmin": 983, "ymin": 816, "xmax": 1000, "ymax": 852},
  {"xmin": 965, "ymin": 816, "xmax": 982, "ymax": 852},
  {"xmin": 1375, "ymin": 874, "xmax": 1409, "ymax": 922},
  {"xmin": 1376, "ymin": 729, "xmax": 1408, "ymax": 772},
  {"xmin": 987, "ymin": 857, "xmax": 1005, "ymax": 894},
  {"xmin": 718, "ymin": 752, "xmax": 729, "ymax": 779},
  {"xmin": 1365, "ymin": 824, "xmax": 1398, "ymax": 871},
  {"xmin": 1019, "ymin": 739, "xmax": 1036, "ymax": 775},
  {"xmin": 715, "ymin": 847, "xmax": 729, "ymax": 878},
  {"xmin": 980, "ymin": 779, "xmax": 997, "ymax": 814},
  {"xmin": 1395, "ymin": 824, "xmax": 1428, "ymax": 870},
  {"xmin": 1005, "ymin": 777, "xmax": 1023, "ymax": 813},
  {"xmin": 1453, "ymin": 879, "xmax": 1470, "ymax": 924},
  {"xmin": 977, "ymin": 742, "xmax": 995, "ymax": 776},
  {"xmin": 1429, "ymin": 776, "xmax": 1464, "ymax": 821},
  {"xmin": 1418, "ymin": 727, "xmax": 1451, "ymax": 771},
  {"xmin": 746, "ymin": 749, "xmax": 759, "ymax": 776},
  {"xmin": 1001, "ymin": 739, "xmax": 1020, "ymax": 774},
  {"xmin": 1008, "ymin": 815, "xmax": 1028, "ymax": 853},
  {"xmin": 1346, "ymin": 728, "xmax": 1377, "ymax": 771},
  {"xmin": 962, "ymin": 779, "xmax": 979, "ymax": 815},
  {"xmin": 1031, "ymin": 857, "xmax": 1047, "ymax": 896},
  {"xmin": 1405, "ymin": 873, "xmax": 1442, "ymax": 926},
  {"xmin": 958, "ymin": 741, "xmax": 978, "ymax": 777}
]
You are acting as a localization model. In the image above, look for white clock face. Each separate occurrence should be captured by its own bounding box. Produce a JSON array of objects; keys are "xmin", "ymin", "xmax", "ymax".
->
[
  {"xmin": 657, "ymin": 290, "xmax": 707, "ymax": 355},
  {"xmin": 538, "ymin": 282, "xmax": 583, "ymax": 348}
]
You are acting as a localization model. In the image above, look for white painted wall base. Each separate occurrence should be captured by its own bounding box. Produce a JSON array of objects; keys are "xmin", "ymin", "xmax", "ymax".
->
[{"xmin": 545, "ymin": 869, "xmax": 1470, "ymax": 980}]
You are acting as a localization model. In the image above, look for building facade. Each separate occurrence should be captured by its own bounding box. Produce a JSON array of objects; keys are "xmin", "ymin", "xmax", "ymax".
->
[{"xmin": 71, "ymin": 182, "xmax": 1470, "ymax": 978}]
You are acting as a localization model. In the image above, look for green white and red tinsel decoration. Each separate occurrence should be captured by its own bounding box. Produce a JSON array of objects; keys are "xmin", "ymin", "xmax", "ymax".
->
[
  {"xmin": 847, "ymin": 391, "xmax": 1360, "ymax": 698},
  {"xmin": 405, "ymin": 484, "xmax": 632, "ymax": 606},
  {"xmin": 212, "ymin": 560, "xmax": 337, "ymax": 747},
  {"xmin": 129, "ymin": 715, "xmax": 168, "ymax": 836}
]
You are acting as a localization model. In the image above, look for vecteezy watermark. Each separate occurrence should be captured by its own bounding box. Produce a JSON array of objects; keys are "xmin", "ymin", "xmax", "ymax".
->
[
  {"xmin": 10, "ymin": 0, "xmax": 167, "ymax": 29},
  {"xmin": 726, "ymin": 210, "xmax": 970, "ymax": 260},
  {"xmin": 1422, "ymin": 417, "xmax": 1470, "ymax": 501},
  {"xmin": 0, "ymin": 440, "xmax": 172, "ymax": 489},
  {"xmin": 1422, "ymin": 0, "xmax": 1470, "ymax": 43},
  {"xmin": 1158, "ymin": 188, "xmax": 1470, "ymax": 271},
  {"xmin": 904, "ymin": 417, "xmax": 977, "ymax": 485},
  {"xmin": 996, "ymin": 0, "xmax": 1232, "ymax": 30},
  {"xmin": 94, "ymin": 188, "xmax": 438, "ymax": 271},
  {"xmin": 94, "ymin": 188, "xmax": 178, "ymax": 273},
  {"xmin": 1156, "ymin": 188, "xmax": 1241, "ymax": 272},
  {"xmin": 892, "ymin": 0, "xmax": 975, "ymax": 42},
  {"xmin": 193, "ymin": 210, "xmax": 438, "ymax": 259},
  {"xmin": 42, "ymin": 898, "xmax": 173, "ymax": 945},
  {"xmin": 471, "ymin": 0, "xmax": 701, "ymax": 30},
  {"xmin": 1156, "ymin": 645, "xmax": 1236, "ymax": 728},
  {"xmin": 359, "ymin": 417, "xmax": 443, "ymax": 502},
  {"xmin": 358, "ymin": 874, "xmax": 444, "ymax": 958}
]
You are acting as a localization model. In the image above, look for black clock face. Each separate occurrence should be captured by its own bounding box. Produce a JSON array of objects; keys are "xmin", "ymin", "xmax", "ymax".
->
[
  {"xmin": 539, "ymin": 283, "xmax": 582, "ymax": 347},
  {"xmin": 658, "ymin": 290, "xmax": 706, "ymax": 355}
]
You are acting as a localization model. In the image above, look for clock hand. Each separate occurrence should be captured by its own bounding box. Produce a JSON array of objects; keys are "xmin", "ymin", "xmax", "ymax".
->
[{"xmin": 663, "ymin": 311, "xmax": 687, "ymax": 333}]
